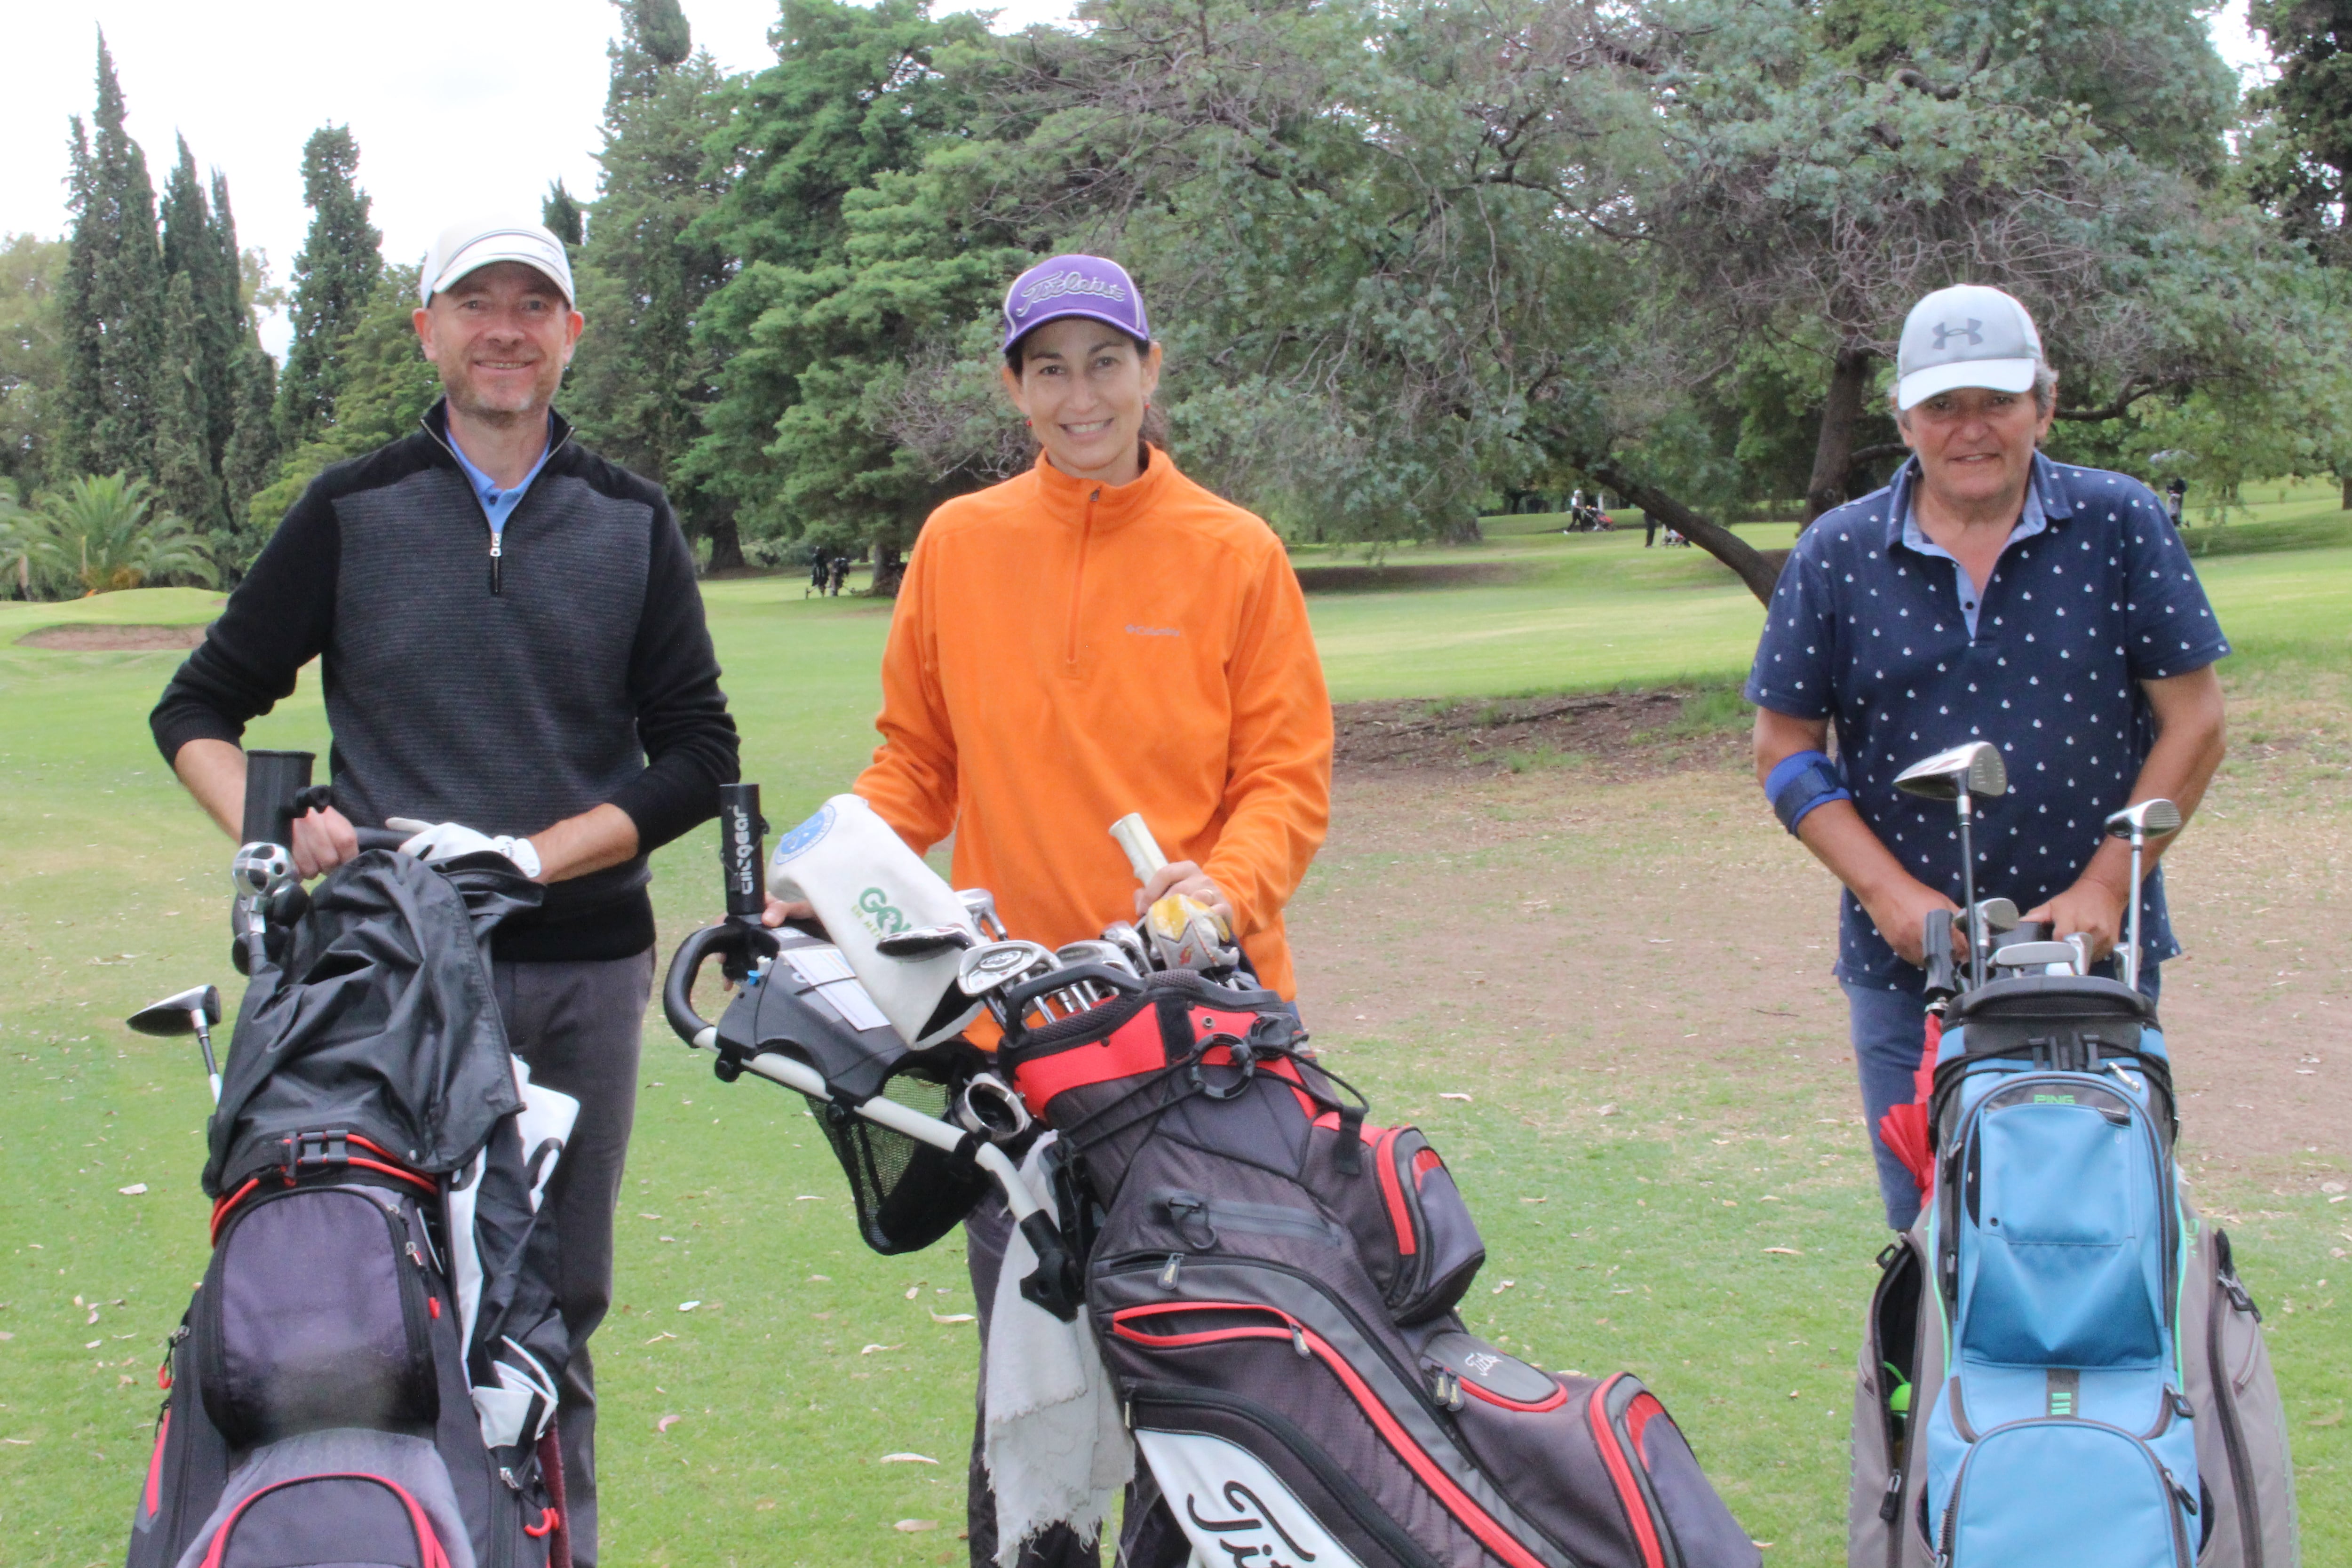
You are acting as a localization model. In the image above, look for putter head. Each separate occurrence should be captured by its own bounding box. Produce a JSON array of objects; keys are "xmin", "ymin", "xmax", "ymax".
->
[
  {"xmin": 875, "ymin": 923, "xmax": 975, "ymax": 960},
  {"xmin": 2105, "ymin": 799, "xmax": 2183, "ymax": 842},
  {"xmin": 127, "ymin": 984, "xmax": 222, "ymax": 1037},
  {"xmin": 1894, "ymin": 741, "xmax": 2008, "ymax": 803},
  {"xmin": 230, "ymin": 841, "xmax": 297, "ymax": 898},
  {"xmin": 957, "ymin": 941, "xmax": 1057, "ymax": 998}
]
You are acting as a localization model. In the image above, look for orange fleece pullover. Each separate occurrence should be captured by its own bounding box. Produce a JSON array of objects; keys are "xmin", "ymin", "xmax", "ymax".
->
[{"xmin": 853, "ymin": 446, "xmax": 1333, "ymax": 999}]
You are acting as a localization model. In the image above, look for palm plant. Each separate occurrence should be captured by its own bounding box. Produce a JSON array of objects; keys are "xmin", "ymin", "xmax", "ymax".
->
[
  {"xmin": 34, "ymin": 473, "xmax": 217, "ymax": 594},
  {"xmin": 0, "ymin": 493, "xmax": 64, "ymax": 600}
]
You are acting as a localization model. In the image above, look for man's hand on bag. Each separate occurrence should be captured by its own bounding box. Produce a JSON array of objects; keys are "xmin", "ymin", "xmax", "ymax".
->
[
  {"xmin": 2026, "ymin": 868, "xmax": 2129, "ymax": 966},
  {"xmin": 289, "ymin": 805, "xmax": 360, "ymax": 880},
  {"xmin": 1860, "ymin": 876, "xmax": 1965, "ymax": 969},
  {"xmin": 386, "ymin": 817, "xmax": 545, "ymax": 880}
]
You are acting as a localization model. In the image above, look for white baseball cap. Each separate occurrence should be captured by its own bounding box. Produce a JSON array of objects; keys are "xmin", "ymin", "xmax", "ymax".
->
[
  {"xmin": 1894, "ymin": 285, "xmax": 2043, "ymax": 410},
  {"xmin": 419, "ymin": 219, "xmax": 575, "ymax": 306}
]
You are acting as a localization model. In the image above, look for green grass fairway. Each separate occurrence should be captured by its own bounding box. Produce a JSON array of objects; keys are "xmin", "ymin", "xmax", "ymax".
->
[{"xmin": 2, "ymin": 511, "xmax": 2346, "ymax": 1565}]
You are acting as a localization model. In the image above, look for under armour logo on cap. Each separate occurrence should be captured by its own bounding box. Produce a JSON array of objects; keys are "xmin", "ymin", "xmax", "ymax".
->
[{"xmin": 1931, "ymin": 319, "xmax": 1984, "ymax": 350}]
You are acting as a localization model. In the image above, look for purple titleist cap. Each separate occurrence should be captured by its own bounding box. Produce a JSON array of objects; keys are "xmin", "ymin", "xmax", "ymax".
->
[{"xmin": 1001, "ymin": 254, "xmax": 1150, "ymax": 353}]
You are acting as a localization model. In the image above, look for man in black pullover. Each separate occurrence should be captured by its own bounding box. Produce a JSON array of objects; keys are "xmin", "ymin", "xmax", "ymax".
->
[{"xmin": 151, "ymin": 219, "xmax": 738, "ymax": 1564}]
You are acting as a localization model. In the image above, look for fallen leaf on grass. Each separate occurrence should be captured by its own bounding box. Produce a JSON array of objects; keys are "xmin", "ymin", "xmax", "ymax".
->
[
  {"xmin": 795, "ymin": 1194, "xmax": 825, "ymax": 1201},
  {"xmin": 1491, "ymin": 1279, "xmax": 1517, "ymax": 1294},
  {"xmin": 860, "ymin": 1343, "xmax": 903, "ymax": 1356},
  {"xmin": 644, "ymin": 1332, "xmax": 676, "ymax": 1345},
  {"xmin": 904, "ymin": 1286, "xmax": 921, "ymax": 1300},
  {"xmin": 85, "ymin": 1339, "xmax": 101, "ymax": 1349},
  {"xmin": 2, "ymin": 1438, "xmax": 31, "ymax": 1445},
  {"xmin": 1595, "ymin": 1104, "xmax": 1618, "ymax": 1117},
  {"xmin": 656, "ymin": 1414, "xmax": 681, "ymax": 1433},
  {"xmin": 930, "ymin": 1312, "xmax": 976, "ymax": 1324},
  {"xmin": 895, "ymin": 1519, "xmax": 939, "ymax": 1533},
  {"xmin": 1439, "ymin": 1092, "xmax": 1472, "ymax": 1103},
  {"xmin": 677, "ymin": 1301, "xmax": 701, "ymax": 1312},
  {"xmin": 118, "ymin": 1183, "xmax": 147, "ymax": 1196},
  {"xmin": 1762, "ymin": 1248, "xmax": 1803, "ymax": 1257},
  {"xmin": 0, "ymin": 1331, "xmax": 14, "ymax": 1341},
  {"xmin": 880, "ymin": 1452, "xmax": 938, "ymax": 1465},
  {"xmin": 2309, "ymin": 1409, "xmax": 2344, "ymax": 1428}
]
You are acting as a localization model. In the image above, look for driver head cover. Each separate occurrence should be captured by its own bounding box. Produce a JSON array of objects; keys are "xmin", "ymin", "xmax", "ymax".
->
[
  {"xmin": 1895, "ymin": 284, "xmax": 2042, "ymax": 411},
  {"xmin": 768, "ymin": 795, "xmax": 981, "ymax": 1047}
]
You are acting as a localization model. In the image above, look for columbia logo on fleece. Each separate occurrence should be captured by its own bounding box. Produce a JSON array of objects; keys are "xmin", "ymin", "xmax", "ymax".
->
[{"xmin": 1125, "ymin": 624, "xmax": 1183, "ymax": 638}]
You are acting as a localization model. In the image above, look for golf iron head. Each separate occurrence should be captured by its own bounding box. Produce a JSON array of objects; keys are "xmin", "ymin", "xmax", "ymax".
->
[
  {"xmin": 2104, "ymin": 799, "xmax": 2183, "ymax": 842},
  {"xmin": 875, "ymin": 924, "xmax": 976, "ymax": 960},
  {"xmin": 1894, "ymin": 741, "xmax": 2008, "ymax": 802}
]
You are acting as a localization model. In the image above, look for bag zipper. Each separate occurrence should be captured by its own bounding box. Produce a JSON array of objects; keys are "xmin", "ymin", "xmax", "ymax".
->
[
  {"xmin": 418, "ymin": 411, "xmax": 572, "ymax": 599},
  {"xmin": 1585, "ymin": 1377, "xmax": 1671, "ymax": 1568},
  {"xmin": 1157, "ymin": 1190, "xmax": 1346, "ymax": 1250}
]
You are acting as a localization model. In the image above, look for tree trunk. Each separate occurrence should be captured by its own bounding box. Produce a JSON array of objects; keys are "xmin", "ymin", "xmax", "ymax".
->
[
  {"xmin": 1582, "ymin": 456, "xmax": 1783, "ymax": 604},
  {"xmin": 871, "ymin": 540, "xmax": 906, "ymax": 596},
  {"xmin": 706, "ymin": 508, "xmax": 745, "ymax": 573},
  {"xmin": 2340, "ymin": 472, "xmax": 2350, "ymax": 512},
  {"xmin": 1803, "ymin": 345, "xmax": 1875, "ymax": 527}
]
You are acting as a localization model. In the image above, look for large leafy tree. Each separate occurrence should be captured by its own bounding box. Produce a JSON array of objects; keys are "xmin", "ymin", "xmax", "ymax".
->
[
  {"xmin": 0, "ymin": 234, "xmax": 67, "ymax": 500},
  {"xmin": 685, "ymin": 0, "xmax": 992, "ymax": 576},
  {"xmin": 567, "ymin": 0, "xmax": 741, "ymax": 564},
  {"xmin": 56, "ymin": 36, "xmax": 167, "ymax": 485},
  {"xmin": 276, "ymin": 126, "xmax": 383, "ymax": 450},
  {"xmin": 2249, "ymin": 0, "xmax": 2352, "ymax": 263}
]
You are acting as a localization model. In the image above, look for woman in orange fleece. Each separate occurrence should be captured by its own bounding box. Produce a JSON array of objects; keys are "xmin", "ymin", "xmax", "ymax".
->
[{"xmin": 860, "ymin": 255, "xmax": 1331, "ymax": 1568}]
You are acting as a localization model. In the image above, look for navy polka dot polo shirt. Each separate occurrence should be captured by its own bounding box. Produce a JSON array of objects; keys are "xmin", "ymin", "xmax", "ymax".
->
[{"xmin": 1744, "ymin": 453, "xmax": 2230, "ymax": 990}]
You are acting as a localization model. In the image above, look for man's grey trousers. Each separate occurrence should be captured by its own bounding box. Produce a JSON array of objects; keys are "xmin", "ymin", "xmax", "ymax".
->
[{"xmin": 493, "ymin": 950, "xmax": 652, "ymax": 1568}]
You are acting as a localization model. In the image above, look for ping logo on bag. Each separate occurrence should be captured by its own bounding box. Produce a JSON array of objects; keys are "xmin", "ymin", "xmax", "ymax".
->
[
  {"xmin": 2031, "ymin": 1092, "xmax": 2078, "ymax": 1105},
  {"xmin": 1136, "ymin": 1430, "xmax": 1367, "ymax": 1568},
  {"xmin": 852, "ymin": 886, "xmax": 908, "ymax": 938}
]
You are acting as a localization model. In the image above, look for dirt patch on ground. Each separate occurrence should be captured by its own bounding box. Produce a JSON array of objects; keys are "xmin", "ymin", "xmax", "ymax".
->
[
  {"xmin": 15, "ymin": 622, "xmax": 210, "ymax": 651},
  {"xmin": 1303, "ymin": 688, "xmax": 2350, "ymax": 1181},
  {"xmin": 1335, "ymin": 689, "xmax": 1749, "ymax": 780},
  {"xmin": 1295, "ymin": 560, "xmax": 1534, "ymax": 592}
]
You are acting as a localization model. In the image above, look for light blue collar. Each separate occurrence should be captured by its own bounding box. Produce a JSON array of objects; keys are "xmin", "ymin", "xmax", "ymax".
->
[
  {"xmin": 446, "ymin": 415, "xmax": 557, "ymax": 536},
  {"xmin": 1898, "ymin": 464, "xmax": 2049, "ymax": 639}
]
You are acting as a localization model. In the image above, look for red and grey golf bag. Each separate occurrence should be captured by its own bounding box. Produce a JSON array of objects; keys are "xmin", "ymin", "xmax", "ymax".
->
[
  {"xmin": 129, "ymin": 852, "xmax": 575, "ymax": 1568},
  {"xmin": 1000, "ymin": 969, "xmax": 1761, "ymax": 1568}
]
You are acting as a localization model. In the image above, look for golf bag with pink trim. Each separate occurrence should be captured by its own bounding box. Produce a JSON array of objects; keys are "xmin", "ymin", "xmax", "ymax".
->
[{"xmin": 1000, "ymin": 969, "xmax": 1761, "ymax": 1568}]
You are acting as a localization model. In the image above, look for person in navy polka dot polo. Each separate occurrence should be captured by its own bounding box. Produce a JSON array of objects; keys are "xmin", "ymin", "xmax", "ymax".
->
[{"xmin": 1744, "ymin": 284, "xmax": 2230, "ymax": 1230}]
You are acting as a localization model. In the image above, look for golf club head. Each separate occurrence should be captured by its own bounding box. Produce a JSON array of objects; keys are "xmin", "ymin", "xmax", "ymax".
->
[
  {"xmin": 1101, "ymin": 920, "xmax": 1153, "ymax": 974},
  {"xmin": 127, "ymin": 984, "xmax": 222, "ymax": 1037},
  {"xmin": 1972, "ymin": 898, "xmax": 2020, "ymax": 937},
  {"xmin": 1894, "ymin": 741, "xmax": 2008, "ymax": 802},
  {"xmin": 958, "ymin": 888, "xmax": 1008, "ymax": 941},
  {"xmin": 229, "ymin": 842, "xmax": 296, "ymax": 899},
  {"xmin": 875, "ymin": 923, "xmax": 976, "ymax": 960},
  {"xmin": 2105, "ymin": 799, "xmax": 2183, "ymax": 842},
  {"xmin": 1056, "ymin": 939, "xmax": 1136, "ymax": 978},
  {"xmin": 957, "ymin": 940, "xmax": 1058, "ymax": 998}
]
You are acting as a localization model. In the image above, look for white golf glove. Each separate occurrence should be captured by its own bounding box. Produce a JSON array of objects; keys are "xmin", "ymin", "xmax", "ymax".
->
[{"xmin": 386, "ymin": 817, "xmax": 544, "ymax": 880}]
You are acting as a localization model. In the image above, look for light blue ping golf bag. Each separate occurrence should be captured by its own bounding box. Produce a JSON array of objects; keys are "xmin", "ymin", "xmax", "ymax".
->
[{"xmin": 1847, "ymin": 973, "xmax": 2297, "ymax": 1567}]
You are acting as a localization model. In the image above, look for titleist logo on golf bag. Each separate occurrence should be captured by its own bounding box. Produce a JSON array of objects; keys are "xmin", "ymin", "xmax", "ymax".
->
[{"xmin": 999, "ymin": 970, "xmax": 1762, "ymax": 1568}]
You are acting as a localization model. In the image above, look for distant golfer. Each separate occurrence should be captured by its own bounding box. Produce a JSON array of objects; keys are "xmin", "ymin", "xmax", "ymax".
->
[
  {"xmin": 1745, "ymin": 284, "xmax": 2228, "ymax": 1231},
  {"xmin": 2166, "ymin": 475, "xmax": 2188, "ymax": 529},
  {"xmin": 772, "ymin": 254, "xmax": 1332, "ymax": 1568},
  {"xmin": 151, "ymin": 218, "xmax": 739, "ymax": 1563}
]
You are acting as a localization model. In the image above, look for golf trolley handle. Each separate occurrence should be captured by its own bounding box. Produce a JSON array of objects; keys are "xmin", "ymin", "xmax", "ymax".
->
[{"xmin": 662, "ymin": 919, "xmax": 779, "ymax": 1050}]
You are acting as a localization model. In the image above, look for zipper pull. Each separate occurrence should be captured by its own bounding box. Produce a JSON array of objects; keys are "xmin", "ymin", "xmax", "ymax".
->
[
  {"xmin": 406, "ymin": 1241, "xmax": 427, "ymax": 1269},
  {"xmin": 1158, "ymin": 1253, "xmax": 1183, "ymax": 1290},
  {"xmin": 489, "ymin": 533, "xmax": 504, "ymax": 596},
  {"xmin": 1289, "ymin": 1321, "xmax": 1309, "ymax": 1358},
  {"xmin": 1879, "ymin": 1470, "xmax": 1904, "ymax": 1523},
  {"xmin": 2163, "ymin": 1467, "xmax": 2198, "ymax": 1515}
]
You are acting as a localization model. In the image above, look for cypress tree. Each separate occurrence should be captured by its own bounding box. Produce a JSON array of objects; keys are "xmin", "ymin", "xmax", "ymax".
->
[
  {"xmin": 276, "ymin": 125, "xmax": 381, "ymax": 449},
  {"xmin": 151, "ymin": 269, "xmax": 223, "ymax": 534},
  {"xmin": 568, "ymin": 0, "xmax": 740, "ymax": 564},
  {"xmin": 56, "ymin": 34, "xmax": 167, "ymax": 483},
  {"xmin": 542, "ymin": 181, "xmax": 585, "ymax": 247}
]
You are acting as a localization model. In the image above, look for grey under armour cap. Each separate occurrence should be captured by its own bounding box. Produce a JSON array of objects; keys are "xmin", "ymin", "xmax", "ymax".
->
[{"xmin": 1895, "ymin": 284, "xmax": 2043, "ymax": 410}]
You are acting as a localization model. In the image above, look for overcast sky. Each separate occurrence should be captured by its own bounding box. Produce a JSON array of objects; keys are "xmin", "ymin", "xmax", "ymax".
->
[{"xmin": 2, "ymin": 0, "xmax": 2272, "ymax": 357}]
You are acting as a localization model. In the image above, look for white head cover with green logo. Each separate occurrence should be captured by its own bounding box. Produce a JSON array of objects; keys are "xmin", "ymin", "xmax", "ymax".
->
[{"xmin": 769, "ymin": 795, "xmax": 982, "ymax": 1047}]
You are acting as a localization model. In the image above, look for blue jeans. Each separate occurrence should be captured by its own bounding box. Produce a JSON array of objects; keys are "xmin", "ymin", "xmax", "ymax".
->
[{"xmin": 1842, "ymin": 963, "xmax": 2160, "ymax": 1231}]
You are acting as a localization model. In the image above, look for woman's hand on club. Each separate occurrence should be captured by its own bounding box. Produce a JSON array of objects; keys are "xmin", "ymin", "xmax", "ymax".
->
[{"xmin": 1137, "ymin": 860, "xmax": 1234, "ymax": 931}]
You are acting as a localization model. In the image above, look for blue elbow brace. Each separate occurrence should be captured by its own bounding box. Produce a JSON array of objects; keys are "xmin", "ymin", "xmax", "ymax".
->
[{"xmin": 1766, "ymin": 749, "xmax": 1850, "ymax": 835}]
